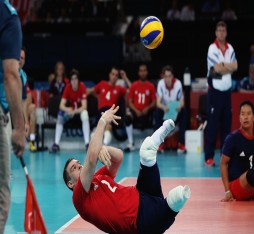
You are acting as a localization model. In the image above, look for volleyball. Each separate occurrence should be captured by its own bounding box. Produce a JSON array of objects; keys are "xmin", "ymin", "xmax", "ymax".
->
[{"xmin": 140, "ymin": 16, "xmax": 164, "ymax": 49}]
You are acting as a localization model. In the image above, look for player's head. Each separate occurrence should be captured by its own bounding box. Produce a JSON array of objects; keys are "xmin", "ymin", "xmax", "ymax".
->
[
  {"xmin": 54, "ymin": 61, "xmax": 66, "ymax": 78},
  {"xmin": 108, "ymin": 66, "xmax": 119, "ymax": 85},
  {"xmin": 239, "ymin": 100, "xmax": 254, "ymax": 130},
  {"xmin": 63, "ymin": 158, "xmax": 83, "ymax": 191},
  {"xmin": 161, "ymin": 65, "xmax": 174, "ymax": 87},
  {"xmin": 215, "ymin": 21, "xmax": 227, "ymax": 42},
  {"xmin": 70, "ymin": 69, "xmax": 80, "ymax": 91},
  {"xmin": 19, "ymin": 46, "xmax": 26, "ymax": 69},
  {"xmin": 138, "ymin": 63, "xmax": 148, "ymax": 81}
]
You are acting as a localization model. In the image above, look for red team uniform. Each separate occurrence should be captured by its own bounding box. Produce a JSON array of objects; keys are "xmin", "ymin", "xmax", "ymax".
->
[
  {"xmin": 73, "ymin": 166, "xmax": 139, "ymax": 234},
  {"xmin": 62, "ymin": 82, "xmax": 87, "ymax": 109},
  {"xmin": 94, "ymin": 80, "xmax": 126, "ymax": 110},
  {"xmin": 128, "ymin": 80, "xmax": 156, "ymax": 111}
]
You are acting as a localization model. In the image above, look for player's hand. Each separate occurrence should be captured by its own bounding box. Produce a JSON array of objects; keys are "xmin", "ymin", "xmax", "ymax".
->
[
  {"xmin": 135, "ymin": 109, "xmax": 142, "ymax": 117},
  {"xmin": 120, "ymin": 70, "xmax": 127, "ymax": 80},
  {"xmin": 142, "ymin": 107, "xmax": 149, "ymax": 115},
  {"xmin": 98, "ymin": 146, "xmax": 111, "ymax": 169},
  {"xmin": 12, "ymin": 129, "xmax": 26, "ymax": 158},
  {"xmin": 101, "ymin": 105, "xmax": 121, "ymax": 125},
  {"xmin": 221, "ymin": 191, "xmax": 235, "ymax": 202}
]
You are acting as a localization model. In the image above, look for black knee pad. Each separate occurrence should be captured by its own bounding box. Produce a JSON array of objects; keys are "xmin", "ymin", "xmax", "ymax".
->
[
  {"xmin": 124, "ymin": 115, "xmax": 133, "ymax": 126},
  {"xmin": 246, "ymin": 168, "xmax": 254, "ymax": 187}
]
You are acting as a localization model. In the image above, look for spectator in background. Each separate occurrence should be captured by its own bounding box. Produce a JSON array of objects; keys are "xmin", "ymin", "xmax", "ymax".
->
[
  {"xmin": 88, "ymin": 66, "xmax": 131, "ymax": 145},
  {"xmin": 50, "ymin": 69, "xmax": 90, "ymax": 153},
  {"xmin": 201, "ymin": 0, "xmax": 221, "ymax": 19},
  {"xmin": 238, "ymin": 64, "xmax": 254, "ymax": 93},
  {"xmin": 220, "ymin": 101, "xmax": 254, "ymax": 201},
  {"xmin": 180, "ymin": 1, "xmax": 195, "ymax": 21},
  {"xmin": 166, "ymin": 0, "xmax": 181, "ymax": 21},
  {"xmin": 124, "ymin": 16, "xmax": 151, "ymax": 62},
  {"xmin": 124, "ymin": 64, "xmax": 156, "ymax": 151},
  {"xmin": 155, "ymin": 65, "xmax": 187, "ymax": 153},
  {"xmin": 205, "ymin": 21, "xmax": 238, "ymax": 167},
  {"xmin": 49, "ymin": 61, "xmax": 69, "ymax": 97},
  {"xmin": 221, "ymin": 1, "xmax": 237, "ymax": 21},
  {"xmin": 19, "ymin": 47, "xmax": 38, "ymax": 152}
]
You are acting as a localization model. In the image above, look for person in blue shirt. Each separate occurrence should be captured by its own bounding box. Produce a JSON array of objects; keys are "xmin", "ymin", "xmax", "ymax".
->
[
  {"xmin": 238, "ymin": 63, "xmax": 254, "ymax": 93},
  {"xmin": 220, "ymin": 100, "xmax": 254, "ymax": 201},
  {"xmin": 0, "ymin": 1, "xmax": 25, "ymax": 232}
]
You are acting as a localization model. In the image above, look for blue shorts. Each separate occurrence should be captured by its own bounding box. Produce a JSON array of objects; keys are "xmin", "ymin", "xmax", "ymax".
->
[
  {"xmin": 0, "ymin": 2, "xmax": 22, "ymax": 60},
  {"xmin": 136, "ymin": 163, "xmax": 177, "ymax": 234}
]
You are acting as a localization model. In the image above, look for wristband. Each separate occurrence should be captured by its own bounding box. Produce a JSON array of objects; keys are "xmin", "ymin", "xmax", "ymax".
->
[
  {"xmin": 100, "ymin": 118, "xmax": 106, "ymax": 126},
  {"xmin": 225, "ymin": 190, "xmax": 231, "ymax": 194}
]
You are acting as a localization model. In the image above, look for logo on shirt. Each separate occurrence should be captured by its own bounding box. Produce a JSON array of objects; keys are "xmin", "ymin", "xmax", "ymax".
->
[
  {"xmin": 239, "ymin": 151, "xmax": 245, "ymax": 157},
  {"xmin": 94, "ymin": 184, "xmax": 99, "ymax": 191}
]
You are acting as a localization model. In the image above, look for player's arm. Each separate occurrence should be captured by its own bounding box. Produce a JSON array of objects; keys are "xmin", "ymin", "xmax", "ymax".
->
[
  {"xmin": 128, "ymin": 98, "xmax": 140, "ymax": 113},
  {"xmin": 74, "ymin": 99, "xmax": 87, "ymax": 114},
  {"xmin": 156, "ymin": 96, "xmax": 168, "ymax": 112},
  {"xmin": 59, "ymin": 98, "xmax": 72, "ymax": 113},
  {"xmin": 80, "ymin": 105, "xmax": 121, "ymax": 192},
  {"xmin": 98, "ymin": 146, "xmax": 123, "ymax": 178},
  {"xmin": 214, "ymin": 61, "xmax": 238, "ymax": 75},
  {"xmin": 220, "ymin": 154, "xmax": 234, "ymax": 202}
]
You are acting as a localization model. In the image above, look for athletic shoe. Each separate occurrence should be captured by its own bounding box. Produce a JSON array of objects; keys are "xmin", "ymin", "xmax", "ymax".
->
[
  {"xmin": 29, "ymin": 141, "xmax": 37, "ymax": 152},
  {"xmin": 158, "ymin": 143, "xmax": 165, "ymax": 153},
  {"xmin": 167, "ymin": 185, "xmax": 191, "ymax": 212},
  {"xmin": 50, "ymin": 143, "xmax": 60, "ymax": 153},
  {"xmin": 163, "ymin": 119, "xmax": 175, "ymax": 133},
  {"xmin": 177, "ymin": 143, "xmax": 186, "ymax": 154},
  {"xmin": 205, "ymin": 158, "xmax": 215, "ymax": 167},
  {"xmin": 124, "ymin": 143, "xmax": 135, "ymax": 152}
]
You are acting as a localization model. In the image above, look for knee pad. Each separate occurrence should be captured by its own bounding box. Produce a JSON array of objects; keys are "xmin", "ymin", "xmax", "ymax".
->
[
  {"xmin": 246, "ymin": 168, "xmax": 254, "ymax": 187},
  {"xmin": 80, "ymin": 110, "xmax": 89, "ymax": 122},
  {"xmin": 140, "ymin": 137, "xmax": 158, "ymax": 162},
  {"xmin": 124, "ymin": 115, "xmax": 133, "ymax": 126}
]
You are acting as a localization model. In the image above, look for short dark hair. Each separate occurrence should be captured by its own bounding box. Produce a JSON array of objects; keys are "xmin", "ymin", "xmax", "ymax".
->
[
  {"xmin": 70, "ymin": 69, "xmax": 80, "ymax": 80},
  {"xmin": 161, "ymin": 65, "xmax": 174, "ymax": 75},
  {"xmin": 240, "ymin": 100, "xmax": 254, "ymax": 114},
  {"xmin": 63, "ymin": 158, "xmax": 75, "ymax": 191},
  {"xmin": 216, "ymin": 21, "xmax": 227, "ymax": 30},
  {"xmin": 21, "ymin": 46, "xmax": 26, "ymax": 53}
]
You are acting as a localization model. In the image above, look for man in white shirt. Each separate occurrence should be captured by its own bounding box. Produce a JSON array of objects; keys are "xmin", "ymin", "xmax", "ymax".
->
[{"xmin": 205, "ymin": 21, "xmax": 238, "ymax": 166}]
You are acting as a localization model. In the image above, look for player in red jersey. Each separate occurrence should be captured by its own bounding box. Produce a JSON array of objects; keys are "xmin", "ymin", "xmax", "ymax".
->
[
  {"xmin": 88, "ymin": 66, "xmax": 131, "ymax": 145},
  {"xmin": 63, "ymin": 105, "xmax": 191, "ymax": 234},
  {"xmin": 50, "ymin": 69, "xmax": 90, "ymax": 152},
  {"xmin": 124, "ymin": 64, "xmax": 156, "ymax": 151}
]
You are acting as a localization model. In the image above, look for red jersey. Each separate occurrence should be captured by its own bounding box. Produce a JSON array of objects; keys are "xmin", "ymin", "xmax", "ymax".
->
[
  {"xmin": 128, "ymin": 80, "xmax": 156, "ymax": 111},
  {"xmin": 73, "ymin": 166, "xmax": 139, "ymax": 234},
  {"xmin": 62, "ymin": 82, "xmax": 87, "ymax": 109},
  {"xmin": 94, "ymin": 80, "xmax": 126, "ymax": 109}
]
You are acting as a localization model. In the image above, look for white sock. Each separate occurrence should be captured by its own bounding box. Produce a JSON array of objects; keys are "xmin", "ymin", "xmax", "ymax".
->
[
  {"xmin": 82, "ymin": 120, "xmax": 90, "ymax": 145},
  {"xmin": 167, "ymin": 185, "xmax": 191, "ymax": 212},
  {"xmin": 103, "ymin": 130, "xmax": 112, "ymax": 145},
  {"xmin": 30, "ymin": 133, "xmax": 35, "ymax": 141},
  {"xmin": 151, "ymin": 119, "xmax": 175, "ymax": 147},
  {"xmin": 55, "ymin": 123, "xmax": 63, "ymax": 145},
  {"xmin": 125, "ymin": 124, "xmax": 133, "ymax": 145}
]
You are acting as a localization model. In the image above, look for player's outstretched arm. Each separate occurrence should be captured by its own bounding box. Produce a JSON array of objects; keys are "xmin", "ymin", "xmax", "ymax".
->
[
  {"xmin": 99, "ymin": 146, "xmax": 123, "ymax": 178},
  {"xmin": 80, "ymin": 105, "xmax": 121, "ymax": 192}
]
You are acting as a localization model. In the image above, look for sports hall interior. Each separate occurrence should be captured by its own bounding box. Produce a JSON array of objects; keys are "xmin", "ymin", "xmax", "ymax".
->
[{"xmin": 5, "ymin": 0, "xmax": 254, "ymax": 233}]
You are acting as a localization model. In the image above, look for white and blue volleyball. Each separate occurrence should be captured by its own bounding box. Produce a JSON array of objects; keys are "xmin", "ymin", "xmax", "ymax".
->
[{"xmin": 140, "ymin": 16, "xmax": 164, "ymax": 49}]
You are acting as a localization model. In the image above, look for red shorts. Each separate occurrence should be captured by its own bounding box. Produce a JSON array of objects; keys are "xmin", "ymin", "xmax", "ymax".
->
[{"xmin": 230, "ymin": 178, "xmax": 254, "ymax": 201}]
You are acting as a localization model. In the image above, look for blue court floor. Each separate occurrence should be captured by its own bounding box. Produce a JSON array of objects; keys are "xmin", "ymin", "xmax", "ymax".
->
[{"xmin": 5, "ymin": 148, "xmax": 221, "ymax": 234}]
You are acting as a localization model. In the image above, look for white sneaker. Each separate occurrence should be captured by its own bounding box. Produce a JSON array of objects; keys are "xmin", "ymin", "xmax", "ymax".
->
[{"xmin": 167, "ymin": 185, "xmax": 191, "ymax": 212}]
